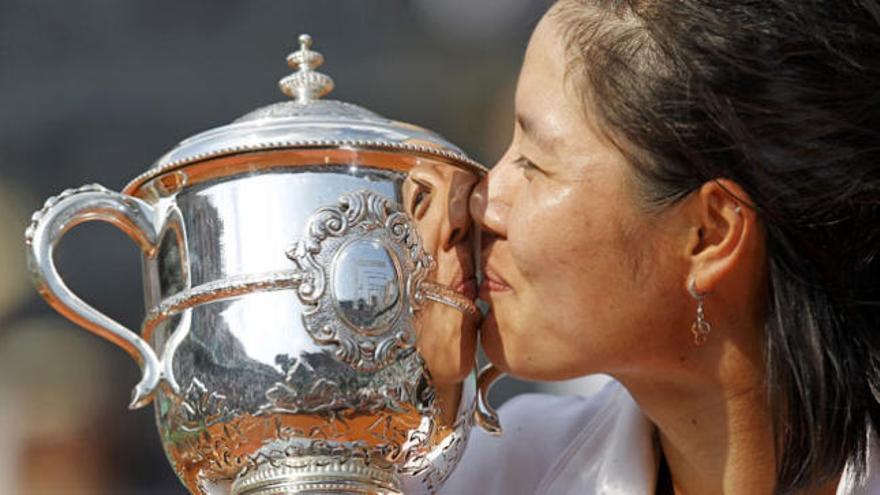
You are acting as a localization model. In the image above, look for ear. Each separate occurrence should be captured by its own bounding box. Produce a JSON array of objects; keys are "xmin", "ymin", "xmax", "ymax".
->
[{"xmin": 683, "ymin": 179, "xmax": 758, "ymax": 294}]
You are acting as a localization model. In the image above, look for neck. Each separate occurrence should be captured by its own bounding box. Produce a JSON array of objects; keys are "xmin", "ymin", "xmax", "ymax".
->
[
  {"xmin": 655, "ymin": 382, "xmax": 775, "ymax": 494},
  {"xmin": 615, "ymin": 338, "xmax": 839, "ymax": 495}
]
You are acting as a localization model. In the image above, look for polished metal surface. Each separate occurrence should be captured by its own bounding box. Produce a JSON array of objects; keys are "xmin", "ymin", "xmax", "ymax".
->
[{"xmin": 25, "ymin": 34, "xmax": 500, "ymax": 495}]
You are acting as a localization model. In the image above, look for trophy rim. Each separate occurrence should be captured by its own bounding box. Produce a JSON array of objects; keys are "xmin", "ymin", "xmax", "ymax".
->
[
  {"xmin": 122, "ymin": 146, "xmax": 484, "ymax": 197},
  {"xmin": 123, "ymin": 98, "xmax": 487, "ymax": 195}
]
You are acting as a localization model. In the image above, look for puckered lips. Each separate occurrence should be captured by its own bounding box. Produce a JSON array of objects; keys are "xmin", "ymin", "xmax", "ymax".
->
[{"xmin": 479, "ymin": 265, "xmax": 512, "ymax": 299}]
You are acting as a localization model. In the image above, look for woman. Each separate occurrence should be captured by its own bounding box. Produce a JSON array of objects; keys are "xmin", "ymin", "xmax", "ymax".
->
[{"xmin": 441, "ymin": 1, "xmax": 880, "ymax": 494}]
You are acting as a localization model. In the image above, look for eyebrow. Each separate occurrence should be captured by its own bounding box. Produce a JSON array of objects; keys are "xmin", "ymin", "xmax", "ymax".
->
[{"xmin": 516, "ymin": 112, "xmax": 557, "ymax": 151}]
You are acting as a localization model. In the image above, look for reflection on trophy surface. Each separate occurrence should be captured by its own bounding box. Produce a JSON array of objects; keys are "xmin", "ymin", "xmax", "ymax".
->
[
  {"xmin": 403, "ymin": 163, "xmax": 481, "ymax": 426},
  {"xmin": 24, "ymin": 35, "xmax": 499, "ymax": 495}
]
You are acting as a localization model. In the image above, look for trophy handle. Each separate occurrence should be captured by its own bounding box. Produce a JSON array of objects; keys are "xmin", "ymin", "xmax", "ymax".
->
[
  {"xmin": 474, "ymin": 363, "xmax": 503, "ymax": 435},
  {"xmin": 25, "ymin": 184, "xmax": 164, "ymax": 410}
]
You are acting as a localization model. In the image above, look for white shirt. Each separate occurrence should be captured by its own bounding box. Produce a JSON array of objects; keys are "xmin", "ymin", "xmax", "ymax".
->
[{"xmin": 439, "ymin": 380, "xmax": 880, "ymax": 495}]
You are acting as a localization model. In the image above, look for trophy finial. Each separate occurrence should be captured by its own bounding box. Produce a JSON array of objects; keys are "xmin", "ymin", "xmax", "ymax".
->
[{"xmin": 279, "ymin": 33, "xmax": 335, "ymax": 102}]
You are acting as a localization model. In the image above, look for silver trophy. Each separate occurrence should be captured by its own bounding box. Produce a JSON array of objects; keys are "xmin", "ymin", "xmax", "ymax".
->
[{"xmin": 25, "ymin": 34, "xmax": 501, "ymax": 495}]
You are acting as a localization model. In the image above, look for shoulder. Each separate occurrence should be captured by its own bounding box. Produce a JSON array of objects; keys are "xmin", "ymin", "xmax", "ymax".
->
[{"xmin": 438, "ymin": 379, "xmax": 639, "ymax": 495}]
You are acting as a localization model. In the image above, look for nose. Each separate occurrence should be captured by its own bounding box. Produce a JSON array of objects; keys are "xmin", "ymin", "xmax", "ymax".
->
[
  {"xmin": 469, "ymin": 154, "xmax": 515, "ymax": 238},
  {"xmin": 442, "ymin": 173, "xmax": 477, "ymax": 251}
]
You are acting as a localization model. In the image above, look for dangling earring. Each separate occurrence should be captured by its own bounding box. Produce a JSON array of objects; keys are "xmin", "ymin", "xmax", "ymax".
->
[{"xmin": 688, "ymin": 279, "xmax": 711, "ymax": 346}]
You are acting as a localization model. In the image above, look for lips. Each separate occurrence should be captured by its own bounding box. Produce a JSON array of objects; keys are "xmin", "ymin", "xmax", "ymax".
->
[{"xmin": 479, "ymin": 266, "xmax": 511, "ymax": 295}]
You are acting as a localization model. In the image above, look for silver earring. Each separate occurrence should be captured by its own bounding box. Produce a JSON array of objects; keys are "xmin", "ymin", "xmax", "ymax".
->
[{"xmin": 688, "ymin": 279, "xmax": 711, "ymax": 346}]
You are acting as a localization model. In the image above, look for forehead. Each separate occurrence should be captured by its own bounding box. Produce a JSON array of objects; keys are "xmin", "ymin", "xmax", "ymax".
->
[
  {"xmin": 518, "ymin": 15, "xmax": 569, "ymax": 107},
  {"xmin": 515, "ymin": 13, "xmax": 599, "ymax": 151}
]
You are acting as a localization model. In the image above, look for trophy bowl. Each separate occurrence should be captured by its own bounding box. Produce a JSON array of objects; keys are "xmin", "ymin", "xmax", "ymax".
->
[{"xmin": 25, "ymin": 35, "xmax": 500, "ymax": 495}]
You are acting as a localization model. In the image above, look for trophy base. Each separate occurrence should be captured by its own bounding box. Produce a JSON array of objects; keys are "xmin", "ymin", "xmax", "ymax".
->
[{"xmin": 230, "ymin": 456, "xmax": 402, "ymax": 495}]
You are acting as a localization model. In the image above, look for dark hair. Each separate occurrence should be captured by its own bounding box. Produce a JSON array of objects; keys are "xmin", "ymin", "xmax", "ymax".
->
[{"xmin": 552, "ymin": 0, "xmax": 880, "ymax": 492}]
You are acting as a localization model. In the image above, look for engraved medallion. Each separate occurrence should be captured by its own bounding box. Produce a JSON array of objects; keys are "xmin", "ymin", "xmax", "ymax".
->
[
  {"xmin": 286, "ymin": 189, "xmax": 433, "ymax": 372},
  {"xmin": 332, "ymin": 238, "xmax": 402, "ymax": 333}
]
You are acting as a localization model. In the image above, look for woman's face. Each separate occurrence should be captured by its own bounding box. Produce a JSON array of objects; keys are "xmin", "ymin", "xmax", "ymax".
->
[{"xmin": 471, "ymin": 13, "xmax": 692, "ymax": 380}]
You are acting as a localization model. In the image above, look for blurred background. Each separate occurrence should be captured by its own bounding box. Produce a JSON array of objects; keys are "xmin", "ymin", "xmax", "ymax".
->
[{"xmin": 0, "ymin": 1, "xmax": 606, "ymax": 493}]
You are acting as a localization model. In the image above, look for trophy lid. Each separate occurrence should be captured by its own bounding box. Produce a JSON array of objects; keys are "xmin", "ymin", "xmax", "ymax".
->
[{"xmin": 124, "ymin": 34, "xmax": 485, "ymax": 193}]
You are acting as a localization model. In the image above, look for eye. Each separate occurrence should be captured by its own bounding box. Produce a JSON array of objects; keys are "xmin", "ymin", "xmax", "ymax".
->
[
  {"xmin": 514, "ymin": 155, "xmax": 540, "ymax": 179},
  {"xmin": 410, "ymin": 181, "xmax": 432, "ymax": 219},
  {"xmin": 414, "ymin": 190, "xmax": 428, "ymax": 209}
]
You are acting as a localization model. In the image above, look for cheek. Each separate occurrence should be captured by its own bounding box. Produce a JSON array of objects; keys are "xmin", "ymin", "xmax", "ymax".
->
[
  {"xmin": 497, "ymin": 181, "xmax": 671, "ymax": 375},
  {"xmin": 507, "ymin": 183, "xmax": 614, "ymax": 289},
  {"xmin": 416, "ymin": 209, "xmax": 443, "ymax": 258}
]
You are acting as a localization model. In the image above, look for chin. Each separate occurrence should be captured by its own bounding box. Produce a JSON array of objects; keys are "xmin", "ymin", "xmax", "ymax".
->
[
  {"xmin": 479, "ymin": 312, "xmax": 547, "ymax": 379},
  {"xmin": 479, "ymin": 312, "xmax": 601, "ymax": 381}
]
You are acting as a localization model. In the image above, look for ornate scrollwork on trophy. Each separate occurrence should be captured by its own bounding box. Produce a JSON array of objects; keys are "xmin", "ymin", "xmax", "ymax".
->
[
  {"xmin": 395, "ymin": 384, "xmax": 475, "ymax": 493},
  {"xmin": 257, "ymin": 352, "xmax": 433, "ymax": 418},
  {"xmin": 286, "ymin": 190, "xmax": 434, "ymax": 372},
  {"xmin": 179, "ymin": 378, "xmax": 231, "ymax": 430}
]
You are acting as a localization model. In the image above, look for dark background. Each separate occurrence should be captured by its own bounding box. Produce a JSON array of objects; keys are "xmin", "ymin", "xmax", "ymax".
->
[{"xmin": 0, "ymin": 2, "xmax": 608, "ymax": 494}]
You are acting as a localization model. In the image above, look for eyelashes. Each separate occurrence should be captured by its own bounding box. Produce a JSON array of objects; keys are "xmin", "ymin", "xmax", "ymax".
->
[
  {"xmin": 513, "ymin": 155, "xmax": 540, "ymax": 178},
  {"xmin": 410, "ymin": 179, "xmax": 432, "ymax": 219}
]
